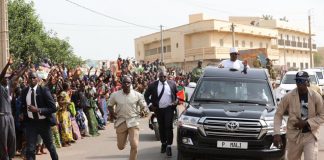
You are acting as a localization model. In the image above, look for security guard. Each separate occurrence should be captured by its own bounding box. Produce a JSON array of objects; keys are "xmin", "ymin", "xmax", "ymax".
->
[{"xmin": 273, "ymin": 71, "xmax": 324, "ymax": 160}]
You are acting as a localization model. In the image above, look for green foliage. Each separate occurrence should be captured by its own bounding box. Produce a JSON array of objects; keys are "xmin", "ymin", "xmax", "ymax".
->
[
  {"xmin": 262, "ymin": 14, "xmax": 273, "ymax": 20},
  {"xmin": 8, "ymin": 0, "xmax": 84, "ymax": 68},
  {"xmin": 314, "ymin": 52, "xmax": 323, "ymax": 67},
  {"xmin": 279, "ymin": 16, "xmax": 289, "ymax": 22}
]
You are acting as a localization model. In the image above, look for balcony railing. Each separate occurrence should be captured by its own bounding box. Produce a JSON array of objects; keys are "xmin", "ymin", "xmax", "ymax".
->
[
  {"xmin": 297, "ymin": 42, "xmax": 302, "ymax": 47},
  {"xmin": 291, "ymin": 41, "xmax": 296, "ymax": 47},
  {"xmin": 278, "ymin": 39, "xmax": 284, "ymax": 45},
  {"xmin": 285, "ymin": 40, "xmax": 291, "ymax": 46},
  {"xmin": 303, "ymin": 43, "xmax": 308, "ymax": 48}
]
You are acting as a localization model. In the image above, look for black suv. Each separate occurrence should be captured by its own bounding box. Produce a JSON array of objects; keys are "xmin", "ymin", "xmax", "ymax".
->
[{"xmin": 177, "ymin": 67, "xmax": 287, "ymax": 160}]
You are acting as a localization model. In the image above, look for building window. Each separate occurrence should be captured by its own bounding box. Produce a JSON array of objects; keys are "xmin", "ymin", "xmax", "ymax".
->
[
  {"xmin": 280, "ymin": 34, "xmax": 283, "ymax": 39},
  {"xmin": 297, "ymin": 37, "xmax": 300, "ymax": 42},
  {"xmin": 167, "ymin": 45, "xmax": 171, "ymax": 52},
  {"xmin": 300, "ymin": 63, "xmax": 304, "ymax": 70},
  {"xmin": 259, "ymin": 42, "xmax": 263, "ymax": 48},
  {"xmin": 303, "ymin": 38, "xmax": 306, "ymax": 43},
  {"xmin": 235, "ymin": 40, "xmax": 239, "ymax": 47},
  {"xmin": 292, "ymin": 36, "xmax": 295, "ymax": 41},
  {"xmin": 286, "ymin": 35, "xmax": 289, "ymax": 40},
  {"xmin": 293, "ymin": 62, "xmax": 296, "ymax": 68},
  {"xmin": 305, "ymin": 63, "xmax": 309, "ymax": 69},
  {"xmin": 250, "ymin": 41, "xmax": 253, "ymax": 48},
  {"xmin": 176, "ymin": 43, "xmax": 179, "ymax": 48},
  {"xmin": 287, "ymin": 62, "xmax": 290, "ymax": 68},
  {"xmin": 219, "ymin": 39, "xmax": 224, "ymax": 47},
  {"xmin": 266, "ymin": 43, "xmax": 269, "ymax": 48},
  {"xmin": 242, "ymin": 41, "xmax": 245, "ymax": 47}
]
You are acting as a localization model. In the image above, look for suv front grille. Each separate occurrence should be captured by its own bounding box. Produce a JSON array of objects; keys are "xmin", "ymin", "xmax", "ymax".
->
[{"xmin": 203, "ymin": 117, "xmax": 262, "ymax": 139}]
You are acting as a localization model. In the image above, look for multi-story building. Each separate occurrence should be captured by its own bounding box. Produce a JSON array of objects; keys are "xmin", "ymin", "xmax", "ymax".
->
[
  {"xmin": 135, "ymin": 13, "xmax": 316, "ymax": 72},
  {"xmin": 229, "ymin": 16, "xmax": 316, "ymax": 70}
]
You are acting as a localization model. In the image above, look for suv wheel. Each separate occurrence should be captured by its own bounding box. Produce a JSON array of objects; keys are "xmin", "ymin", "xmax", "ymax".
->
[{"xmin": 177, "ymin": 150, "xmax": 194, "ymax": 160}]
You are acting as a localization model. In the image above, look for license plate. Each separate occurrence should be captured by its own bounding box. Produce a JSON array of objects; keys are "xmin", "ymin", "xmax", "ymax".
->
[{"xmin": 217, "ymin": 141, "xmax": 248, "ymax": 149}]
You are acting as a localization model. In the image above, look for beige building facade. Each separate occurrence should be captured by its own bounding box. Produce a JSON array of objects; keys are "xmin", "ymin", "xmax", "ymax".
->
[{"xmin": 134, "ymin": 14, "xmax": 316, "ymax": 72}]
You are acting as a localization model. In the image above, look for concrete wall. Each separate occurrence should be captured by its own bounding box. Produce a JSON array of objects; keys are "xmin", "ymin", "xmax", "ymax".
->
[{"xmin": 0, "ymin": 0, "xmax": 9, "ymax": 70}]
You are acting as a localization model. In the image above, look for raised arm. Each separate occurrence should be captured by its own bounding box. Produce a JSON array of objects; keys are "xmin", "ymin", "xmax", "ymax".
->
[{"xmin": 0, "ymin": 56, "xmax": 13, "ymax": 81}]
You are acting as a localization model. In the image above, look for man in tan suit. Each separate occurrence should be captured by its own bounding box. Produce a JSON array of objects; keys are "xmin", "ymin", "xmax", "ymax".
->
[
  {"xmin": 273, "ymin": 71, "xmax": 324, "ymax": 160},
  {"xmin": 108, "ymin": 76, "xmax": 147, "ymax": 160}
]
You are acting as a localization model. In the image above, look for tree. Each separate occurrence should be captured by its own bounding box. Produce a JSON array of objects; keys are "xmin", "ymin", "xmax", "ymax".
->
[
  {"xmin": 279, "ymin": 16, "xmax": 289, "ymax": 22},
  {"xmin": 8, "ymin": 0, "xmax": 83, "ymax": 68},
  {"xmin": 314, "ymin": 52, "xmax": 323, "ymax": 67},
  {"xmin": 261, "ymin": 14, "xmax": 273, "ymax": 20}
]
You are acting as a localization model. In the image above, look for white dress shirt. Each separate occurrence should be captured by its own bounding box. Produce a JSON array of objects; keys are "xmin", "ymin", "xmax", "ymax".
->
[
  {"xmin": 26, "ymin": 85, "xmax": 46, "ymax": 119},
  {"xmin": 157, "ymin": 81, "xmax": 173, "ymax": 108},
  {"xmin": 219, "ymin": 59, "xmax": 250, "ymax": 70}
]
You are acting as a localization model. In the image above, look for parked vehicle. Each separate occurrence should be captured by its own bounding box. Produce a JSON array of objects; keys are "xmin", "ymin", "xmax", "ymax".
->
[
  {"xmin": 177, "ymin": 67, "xmax": 286, "ymax": 160},
  {"xmin": 304, "ymin": 68, "xmax": 324, "ymax": 92},
  {"xmin": 275, "ymin": 70, "xmax": 321, "ymax": 101}
]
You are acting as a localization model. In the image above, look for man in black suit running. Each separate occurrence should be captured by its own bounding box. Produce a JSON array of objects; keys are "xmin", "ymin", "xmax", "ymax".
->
[
  {"xmin": 144, "ymin": 71, "xmax": 178, "ymax": 157},
  {"xmin": 21, "ymin": 71, "xmax": 58, "ymax": 160}
]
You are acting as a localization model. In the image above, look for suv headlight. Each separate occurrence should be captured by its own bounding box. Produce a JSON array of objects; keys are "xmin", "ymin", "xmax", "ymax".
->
[
  {"xmin": 262, "ymin": 117, "xmax": 287, "ymax": 135},
  {"xmin": 178, "ymin": 115, "xmax": 200, "ymax": 129}
]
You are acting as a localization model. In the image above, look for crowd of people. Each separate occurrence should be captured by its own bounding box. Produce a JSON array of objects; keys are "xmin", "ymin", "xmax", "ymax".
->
[
  {"xmin": 1, "ymin": 47, "xmax": 323, "ymax": 160},
  {"xmin": 0, "ymin": 55, "xmax": 192, "ymax": 160}
]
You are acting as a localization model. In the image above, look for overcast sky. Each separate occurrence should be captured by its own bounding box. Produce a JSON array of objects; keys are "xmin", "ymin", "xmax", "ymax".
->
[{"xmin": 32, "ymin": 0, "xmax": 324, "ymax": 60}]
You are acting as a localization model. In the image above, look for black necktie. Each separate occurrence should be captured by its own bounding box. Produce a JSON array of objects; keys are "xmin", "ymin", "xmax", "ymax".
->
[
  {"xmin": 31, "ymin": 88, "xmax": 39, "ymax": 120},
  {"xmin": 158, "ymin": 82, "xmax": 165, "ymax": 102}
]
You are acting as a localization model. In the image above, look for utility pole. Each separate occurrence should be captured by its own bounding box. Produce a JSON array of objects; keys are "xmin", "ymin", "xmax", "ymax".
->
[
  {"xmin": 160, "ymin": 25, "xmax": 164, "ymax": 62},
  {"xmin": 231, "ymin": 23, "xmax": 236, "ymax": 47},
  {"xmin": 284, "ymin": 40, "xmax": 286, "ymax": 70},
  {"xmin": 308, "ymin": 13, "xmax": 313, "ymax": 68},
  {"xmin": 0, "ymin": 0, "xmax": 9, "ymax": 70}
]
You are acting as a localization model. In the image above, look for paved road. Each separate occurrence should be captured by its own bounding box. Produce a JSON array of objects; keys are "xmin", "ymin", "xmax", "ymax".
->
[
  {"xmin": 21, "ymin": 118, "xmax": 177, "ymax": 160},
  {"xmin": 13, "ymin": 104, "xmax": 324, "ymax": 160}
]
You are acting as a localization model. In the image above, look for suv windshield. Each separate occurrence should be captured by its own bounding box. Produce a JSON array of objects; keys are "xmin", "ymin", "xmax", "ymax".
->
[
  {"xmin": 193, "ymin": 78, "xmax": 274, "ymax": 106},
  {"xmin": 282, "ymin": 74, "xmax": 317, "ymax": 85},
  {"xmin": 281, "ymin": 74, "xmax": 295, "ymax": 84},
  {"xmin": 316, "ymin": 72, "xmax": 323, "ymax": 79}
]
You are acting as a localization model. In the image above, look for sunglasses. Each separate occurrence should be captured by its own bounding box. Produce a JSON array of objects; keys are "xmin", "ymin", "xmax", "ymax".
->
[{"xmin": 295, "ymin": 79, "xmax": 308, "ymax": 84}]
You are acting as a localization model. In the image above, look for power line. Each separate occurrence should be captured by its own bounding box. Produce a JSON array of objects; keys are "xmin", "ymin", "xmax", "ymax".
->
[
  {"xmin": 44, "ymin": 22, "xmax": 134, "ymax": 28},
  {"xmin": 63, "ymin": 0, "xmax": 159, "ymax": 31}
]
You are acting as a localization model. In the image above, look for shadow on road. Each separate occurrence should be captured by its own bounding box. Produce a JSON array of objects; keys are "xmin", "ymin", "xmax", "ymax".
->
[
  {"xmin": 85, "ymin": 155, "xmax": 129, "ymax": 159},
  {"xmin": 140, "ymin": 133, "xmax": 159, "ymax": 142},
  {"xmin": 138, "ymin": 146, "xmax": 177, "ymax": 160}
]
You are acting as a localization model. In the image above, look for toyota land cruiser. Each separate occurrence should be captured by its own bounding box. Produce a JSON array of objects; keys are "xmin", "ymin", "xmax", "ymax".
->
[{"xmin": 177, "ymin": 67, "xmax": 287, "ymax": 160}]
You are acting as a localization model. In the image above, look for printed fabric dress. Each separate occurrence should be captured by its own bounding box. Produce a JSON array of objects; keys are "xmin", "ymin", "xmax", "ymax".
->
[{"xmin": 86, "ymin": 97, "xmax": 100, "ymax": 136}]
